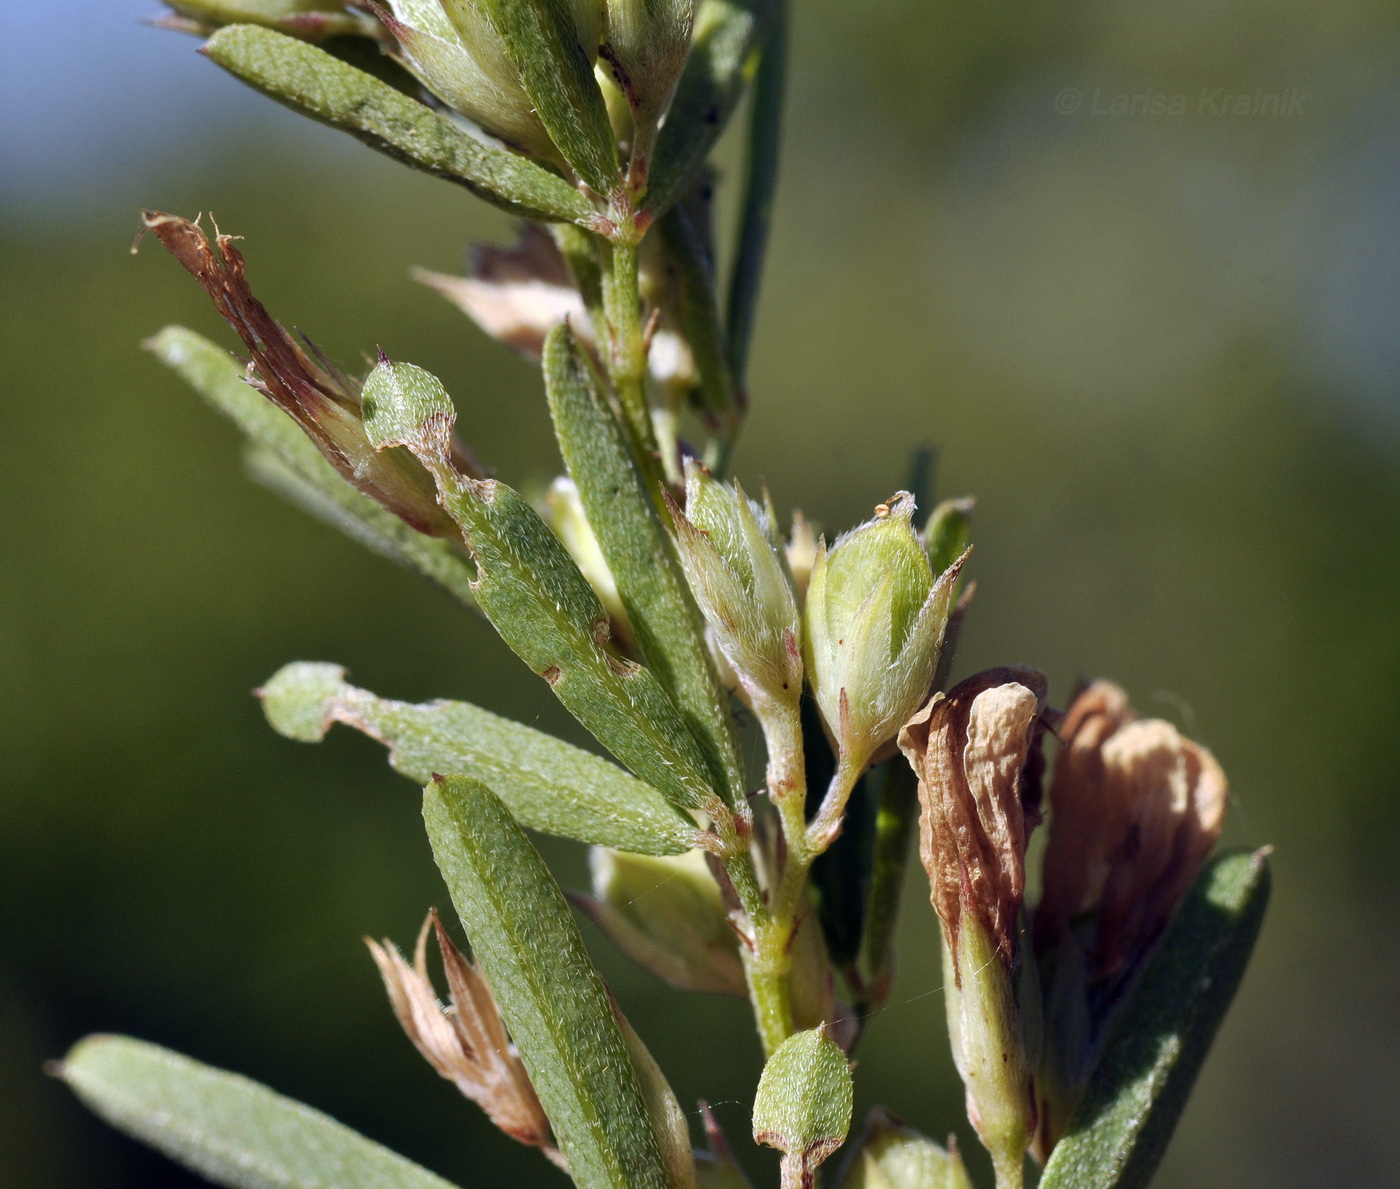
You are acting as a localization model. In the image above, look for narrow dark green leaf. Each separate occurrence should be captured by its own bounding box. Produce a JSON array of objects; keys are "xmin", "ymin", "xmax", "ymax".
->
[
  {"xmin": 147, "ymin": 326, "xmax": 478, "ymax": 608},
  {"xmin": 423, "ymin": 776, "xmax": 670, "ymax": 1189},
  {"xmin": 202, "ymin": 25, "xmax": 598, "ymax": 225},
  {"xmin": 473, "ymin": 0, "xmax": 619, "ymax": 195},
  {"xmin": 724, "ymin": 0, "xmax": 786, "ymax": 386},
  {"xmin": 855, "ymin": 758, "xmax": 919, "ymax": 1008},
  {"xmin": 60, "ymin": 1034, "xmax": 460, "ymax": 1189},
  {"xmin": 1040, "ymin": 848, "xmax": 1272, "ymax": 1189},
  {"xmin": 656, "ymin": 205, "xmax": 738, "ymax": 433},
  {"xmin": 258, "ymin": 661, "xmax": 700, "ymax": 854},
  {"xmin": 361, "ymin": 359, "xmax": 728, "ymax": 818},
  {"xmin": 645, "ymin": 0, "xmax": 774, "ymax": 218},
  {"xmin": 543, "ymin": 322, "xmax": 745, "ymax": 810}
]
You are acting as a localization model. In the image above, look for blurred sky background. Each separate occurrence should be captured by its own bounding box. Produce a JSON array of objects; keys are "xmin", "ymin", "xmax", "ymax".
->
[{"xmin": 2, "ymin": 1, "xmax": 1399, "ymax": 1187}]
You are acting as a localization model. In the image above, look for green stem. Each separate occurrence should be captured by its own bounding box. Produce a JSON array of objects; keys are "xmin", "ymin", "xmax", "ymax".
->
[
  {"xmin": 741, "ymin": 715, "xmax": 863, "ymax": 1056},
  {"xmin": 599, "ymin": 236, "xmax": 665, "ymax": 493}
]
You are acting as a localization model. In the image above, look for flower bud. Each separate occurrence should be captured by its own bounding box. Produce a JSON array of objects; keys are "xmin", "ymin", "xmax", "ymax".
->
[
  {"xmin": 899, "ymin": 668, "xmax": 1051, "ymax": 1188},
  {"xmin": 1031, "ymin": 682, "xmax": 1227, "ymax": 1157},
  {"xmin": 600, "ymin": 0, "xmax": 695, "ymax": 155},
  {"xmin": 840, "ymin": 1107, "xmax": 973, "ymax": 1189},
  {"xmin": 804, "ymin": 494, "xmax": 966, "ymax": 770},
  {"xmin": 381, "ymin": 0, "xmax": 600, "ymax": 163},
  {"xmin": 785, "ymin": 510, "xmax": 818, "ymax": 604},
  {"xmin": 669, "ymin": 462, "xmax": 801, "ymax": 715},
  {"xmin": 579, "ymin": 848, "xmax": 746, "ymax": 997}
]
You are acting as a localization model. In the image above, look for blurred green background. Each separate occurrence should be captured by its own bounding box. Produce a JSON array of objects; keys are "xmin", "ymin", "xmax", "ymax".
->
[{"xmin": 3, "ymin": 1, "xmax": 1399, "ymax": 1186}]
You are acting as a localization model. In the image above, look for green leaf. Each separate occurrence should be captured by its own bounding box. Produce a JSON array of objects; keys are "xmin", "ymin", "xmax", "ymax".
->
[
  {"xmin": 724, "ymin": 0, "xmax": 786, "ymax": 387},
  {"xmin": 360, "ymin": 359, "xmax": 729, "ymax": 819},
  {"xmin": 472, "ymin": 0, "xmax": 619, "ymax": 195},
  {"xmin": 423, "ymin": 776, "xmax": 671, "ymax": 1189},
  {"xmin": 543, "ymin": 322, "xmax": 745, "ymax": 810},
  {"xmin": 656, "ymin": 205, "xmax": 739, "ymax": 435},
  {"xmin": 166, "ymin": 0, "xmax": 370, "ymax": 38},
  {"xmin": 258, "ymin": 661, "xmax": 700, "ymax": 855},
  {"xmin": 59, "ymin": 1034, "xmax": 460, "ymax": 1189},
  {"xmin": 147, "ymin": 326, "xmax": 478, "ymax": 609},
  {"xmin": 202, "ymin": 25, "xmax": 598, "ymax": 225},
  {"xmin": 645, "ymin": 0, "xmax": 774, "ymax": 218},
  {"xmin": 1040, "ymin": 848, "xmax": 1272, "ymax": 1189},
  {"xmin": 752, "ymin": 1027, "xmax": 854, "ymax": 1180}
]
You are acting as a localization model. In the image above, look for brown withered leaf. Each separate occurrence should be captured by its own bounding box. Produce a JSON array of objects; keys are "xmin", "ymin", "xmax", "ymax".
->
[
  {"xmin": 413, "ymin": 224, "xmax": 592, "ymax": 363},
  {"xmin": 138, "ymin": 211, "xmax": 484, "ymax": 535},
  {"xmin": 367, "ymin": 910, "xmax": 564, "ymax": 1168},
  {"xmin": 1035, "ymin": 681, "xmax": 1228, "ymax": 981},
  {"xmin": 899, "ymin": 667, "xmax": 1050, "ymax": 974}
]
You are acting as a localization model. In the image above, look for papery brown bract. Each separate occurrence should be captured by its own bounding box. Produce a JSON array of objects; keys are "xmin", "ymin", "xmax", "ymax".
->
[{"xmin": 367, "ymin": 911, "xmax": 564, "ymax": 1167}]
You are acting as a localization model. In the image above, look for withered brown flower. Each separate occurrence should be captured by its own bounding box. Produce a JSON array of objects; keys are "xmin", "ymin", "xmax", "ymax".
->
[
  {"xmin": 1035, "ymin": 681, "xmax": 1228, "ymax": 981},
  {"xmin": 138, "ymin": 211, "xmax": 485, "ymax": 536},
  {"xmin": 898, "ymin": 666, "xmax": 1051, "ymax": 973},
  {"xmin": 367, "ymin": 910, "xmax": 563, "ymax": 1168}
]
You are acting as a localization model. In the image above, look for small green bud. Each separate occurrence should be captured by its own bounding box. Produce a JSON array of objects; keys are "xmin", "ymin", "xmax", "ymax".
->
[
  {"xmin": 669, "ymin": 462, "xmax": 801, "ymax": 716},
  {"xmin": 803, "ymin": 494, "xmax": 965, "ymax": 770},
  {"xmin": 753, "ymin": 1027, "xmax": 854, "ymax": 1189},
  {"xmin": 382, "ymin": 0, "xmax": 559, "ymax": 161},
  {"xmin": 600, "ymin": 0, "xmax": 695, "ymax": 150},
  {"xmin": 839, "ymin": 1107, "xmax": 973, "ymax": 1189},
  {"xmin": 581, "ymin": 848, "xmax": 746, "ymax": 997}
]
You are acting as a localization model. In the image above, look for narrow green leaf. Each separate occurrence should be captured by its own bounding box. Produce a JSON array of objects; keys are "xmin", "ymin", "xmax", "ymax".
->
[
  {"xmin": 166, "ymin": 0, "xmax": 367, "ymax": 37},
  {"xmin": 423, "ymin": 776, "xmax": 670, "ymax": 1189},
  {"xmin": 1040, "ymin": 848, "xmax": 1272, "ymax": 1189},
  {"xmin": 361, "ymin": 359, "xmax": 728, "ymax": 819},
  {"xmin": 752, "ymin": 1027, "xmax": 854, "ymax": 1180},
  {"xmin": 645, "ymin": 0, "xmax": 774, "ymax": 218},
  {"xmin": 656, "ymin": 205, "xmax": 739, "ymax": 433},
  {"xmin": 203, "ymin": 25, "xmax": 598, "ymax": 225},
  {"xmin": 258, "ymin": 661, "xmax": 700, "ymax": 855},
  {"xmin": 147, "ymin": 326, "xmax": 478, "ymax": 609},
  {"xmin": 59, "ymin": 1034, "xmax": 460, "ymax": 1189},
  {"xmin": 724, "ymin": 0, "xmax": 786, "ymax": 387},
  {"xmin": 543, "ymin": 322, "xmax": 745, "ymax": 810},
  {"xmin": 855, "ymin": 758, "xmax": 919, "ymax": 1009},
  {"xmin": 473, "ymin": 0, "xmax": 619, "ymax": 195}
]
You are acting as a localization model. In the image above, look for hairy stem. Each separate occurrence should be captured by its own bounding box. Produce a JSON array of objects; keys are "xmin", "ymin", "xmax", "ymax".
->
[{"xmin": 599, "ymin": 236, "xmax": 664, "ymax": 493}]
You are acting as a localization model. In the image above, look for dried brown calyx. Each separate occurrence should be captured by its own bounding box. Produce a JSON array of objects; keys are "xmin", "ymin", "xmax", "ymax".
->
[
  {"xmin": 1034, "ymin": 681, "xmax": 1229, "ymax": 982},
  {"xmin": 367, "ymin": 910, "xmax": 563, "ymax": 1169},
  {"xmin": 138, "ymin": 211, "xmax": 485, "ymax": 536},
  {"xmin": 899, "ymin": 666, "xmax": 1051, "ymax": 974}
]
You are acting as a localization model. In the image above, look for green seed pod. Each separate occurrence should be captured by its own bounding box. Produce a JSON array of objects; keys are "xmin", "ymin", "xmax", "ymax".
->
[
  {"xmin": 802, "ymin": 494, "xmax": 965, "ymax": 770},
  {"xmin": 752, "ymin": 1027, "xmax": 854, "ymax": 1187},
  {"xmin": 581, "ymin": 848, "xmax": 747, "ymax": 997},
  {"xmin": 669, "ymin": 462, "xmax": 801, "ymax": 717}
]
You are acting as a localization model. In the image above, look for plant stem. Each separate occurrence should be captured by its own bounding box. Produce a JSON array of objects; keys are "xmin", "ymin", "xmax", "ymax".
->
[
  {"xmin": 599, "ymin": 236, "xmax": 665, "ymax": 494},
  {"xmin": 742, "ymin": 710, "xmax": 864, "ymax": 1056}
]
